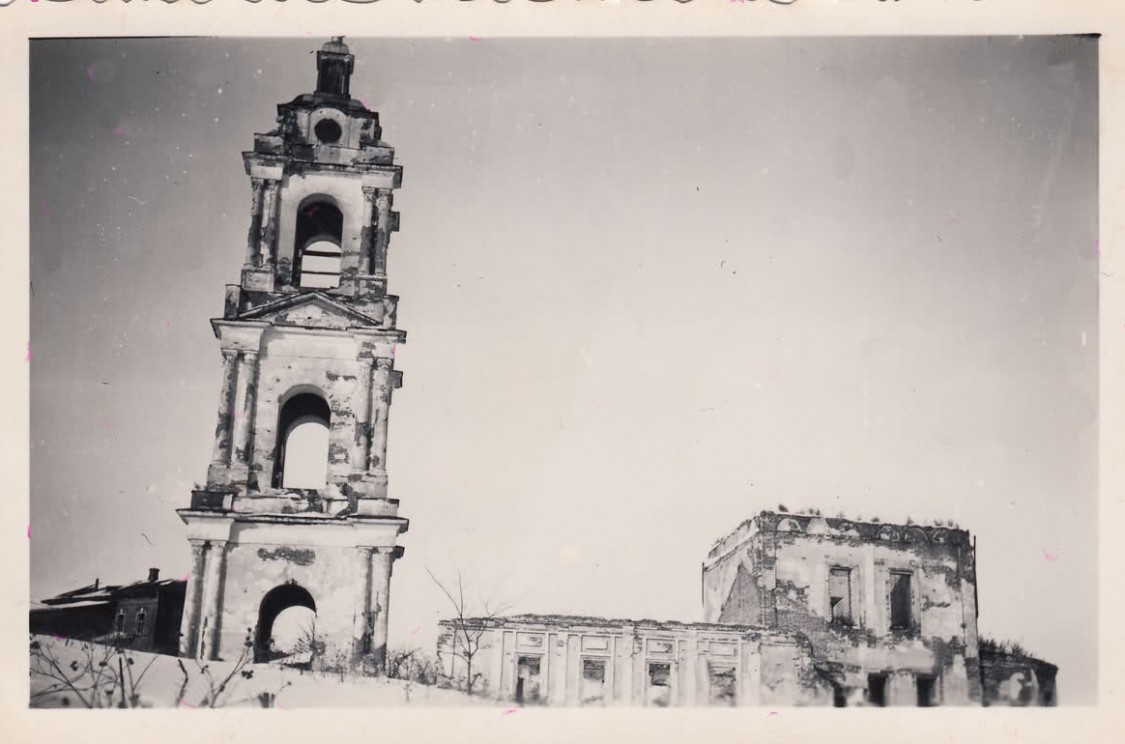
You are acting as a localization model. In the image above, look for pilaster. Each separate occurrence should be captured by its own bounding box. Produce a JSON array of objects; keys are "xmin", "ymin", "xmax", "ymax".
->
[
  {"xmin": 244, "ymin": 177, "xmax": 265, "ymax": 267},
  {"xmin": 372, "ymin": 189, "xmax": 392, "ymax": 280},
  {"xmin": 367, "ymin": 546, "xmax": 400, "ymax": 674},
  {"xmin": 359, "ymin": 186, "xmax": 378, "ymax": 276},
  {"xmin": 178, "ymin": 539, "xmax": 208, "ymax": 657},
  {"xmin": 352, "ymin": 546, "xmax": 375, "ymax": 663},
  {"xmin": 353, "ymin": 357, "xmax": 375, "ymax": 479},
  {"xmin": 230, "ymin": 350, "xmax": 260, "ymax": 483},
  {"xmin": 368, "ymin": 356, "xmax": 394, "ymax": 475},
  {"xmin": 259, "ymin": 179, "xmax": 281, "ymax": 268},
  {"xmin": 198, "ymin": 539, "xmax": 229, "ymax": 661},
  {"xmin": 207, "ymin": 349, "xmax": 240, "ymax": 484}
]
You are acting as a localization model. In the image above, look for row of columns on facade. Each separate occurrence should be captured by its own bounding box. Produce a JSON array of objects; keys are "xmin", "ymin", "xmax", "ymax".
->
[
  {"xmin": 180, "ymin": 538, "xmax": 399, "ymax": 665},
  {"xmin": 244, "ymin": 178, "xmax": 397, "ymax": 280},
  {"xmin": 209, "ymin": 351, "xmax": 396, "ymax": 480}
]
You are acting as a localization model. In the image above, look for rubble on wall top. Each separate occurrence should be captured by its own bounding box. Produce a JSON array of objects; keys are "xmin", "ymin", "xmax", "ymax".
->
[
  {"xmin": 441, "ymin": 613, "xmax": 767, "ymax": 634},
  {"xmin": 706, "ymin": 508, "xmax": 972, "ymax": 561}
]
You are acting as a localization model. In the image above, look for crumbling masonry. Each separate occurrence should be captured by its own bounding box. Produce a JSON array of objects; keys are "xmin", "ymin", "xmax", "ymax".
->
[
  {"xmin": 178, "ymin": 38, "xmax": 408, "ymax": 675},
  {"xmin": 440, "ymin": 511, "xmax": 1057, "ymax": 706}
]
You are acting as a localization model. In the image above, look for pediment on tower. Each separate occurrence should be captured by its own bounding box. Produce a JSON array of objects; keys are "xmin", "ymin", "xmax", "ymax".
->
[{"xmin": 235, "ymin": 292, "xmax": 384, "ymax": 331}]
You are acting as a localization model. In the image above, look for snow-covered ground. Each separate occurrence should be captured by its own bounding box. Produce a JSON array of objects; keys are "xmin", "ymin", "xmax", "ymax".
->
[{"xmin": 28, "ymin": 635, "xmax": 489, "ymax": 709}]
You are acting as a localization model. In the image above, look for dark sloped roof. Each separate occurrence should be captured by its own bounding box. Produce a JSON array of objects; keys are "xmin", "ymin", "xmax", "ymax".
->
[{"xmin": 38, "ymin": 578, "xmax": 185, "ymax": 607}]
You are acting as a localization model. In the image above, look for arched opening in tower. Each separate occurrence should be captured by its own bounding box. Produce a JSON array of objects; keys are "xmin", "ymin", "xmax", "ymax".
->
[
  {"xmin": 273, "ymin": 392, "xmax": 332, "ymax": 490},
  {"xmin": 294, "ymin": 198, "xmax": 343, "ymax": 289},
  {"xmin": 255, "ymin": 584, "xmax": 317, "ymax": 665}
]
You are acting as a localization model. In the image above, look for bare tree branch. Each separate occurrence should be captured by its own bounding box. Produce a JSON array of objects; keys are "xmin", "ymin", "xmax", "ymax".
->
[{"xmin": 427, "ymin": 566, "xmax": 511, "ymax": 697}]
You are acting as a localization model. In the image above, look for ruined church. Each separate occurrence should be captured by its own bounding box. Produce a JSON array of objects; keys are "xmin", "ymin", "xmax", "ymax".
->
[
  {"xmin": 441, "ymin": 511, "xmax": 1055, "ymax": 707},
  {"xmin": 169, "ymin": 39, "xmax": 1057, "ymax": 707}
]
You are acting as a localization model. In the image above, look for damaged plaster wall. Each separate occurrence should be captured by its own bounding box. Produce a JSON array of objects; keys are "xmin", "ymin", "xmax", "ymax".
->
[
  {"xmin": 703, "ymin": 511, "xmax": 982, "ymax": 705},
  {"xmin": 436, "ymin": 616, "xmax": 831, "ymax": 707}
]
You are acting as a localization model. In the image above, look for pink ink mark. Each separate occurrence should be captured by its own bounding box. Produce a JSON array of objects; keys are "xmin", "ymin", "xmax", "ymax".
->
[
  {"xmin": 183, "ymin": 573, "xmax": 191, "ymax": 582},
  {"xmin": 179, "ymin": 701, "xmax": 196, "ymax": 709},
  {"xmin": 25, "ymin": 342, "xmax": 31, "ymax": 363},
  {"xmin": 166, "ymin": 321, "xmax": 172, "ymax": 330},
  {"xmin": 27, "ymin": 524, "xmax": 31, "ymax": 539},
  {"xmin": 53, "ymin": 634, "xmax": 65, "ymax": 641},
  {"xmin": 768, "ymin": 710, "xmax": 779, "ymax": 717},
  {"xmin": 111, "ymin": 127, "xmax": 123, "ymax": 138},
  {"xmin": 40, "ymin": 199, "xmax": 48, "ymax": 215},
  {"xmin": 232, "ymin": 410, "xmax": 241, "ymax": 419},
  {"xmin": 1043, "ymin": 548, "xmax": 1058, "ymax": 562},
  {"xmin": 103, "ymin": 420, "xmax": 111, "ymax": 430},
  {"xmin": 469, "ymin": 36, "xmax": 484, "ymax": 42},
  {"xmin": 502, "ymin": 707, "xmax": 518, "ymax": 717},
  {"xmin": 410, "ymin": 625, "xmax": 421, "ymax": 635}
]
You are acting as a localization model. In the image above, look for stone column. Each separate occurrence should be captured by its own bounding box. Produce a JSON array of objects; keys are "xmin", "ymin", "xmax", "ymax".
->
[
  {"xmin": 179, "ymin": 540, "xmax": 208, "ymax": 657},
  {"xmin": 371, "ymin": 189, "xmax": 392, "ymax": 279},
  {"xmin": 353, "ymin": 358, "xmax": 375, "ymax": 475},
  {"xmin": 359, "ymin": 186, "xmax": 378, "ymax": 276},
  {"xmin": 231, "ymin": 351, "xmax": 260, "ymax": 470},
  {"xmin": 198, "ymin": 539, "xmax": 228, "ymax": 661},
  {"xmin": 258, "ymin": 179, "xmax": 281, "ymax": 268},
  {"xmin": 351, "ymin": 547, "xmax": 374, "ymax": 663},
  {"xmin": 368, "ymin": 547, "xmax": 395, "ymax": 673},
  {"xmin": 367, "ymin": 357, "xmax": 394, "ymax": 474},
  {"xmin": 209, "ymin": 349, "xmax": 240, "ymax": 469},
  {"xmin": 244, "ymin": 178, "xmax": 265, "ymax": 267}
]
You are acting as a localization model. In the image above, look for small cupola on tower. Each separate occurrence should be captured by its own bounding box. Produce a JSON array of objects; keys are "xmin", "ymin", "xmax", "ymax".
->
[{"xmin": 316, "ymin": 37, "xmax": 355, "ymax": 98}]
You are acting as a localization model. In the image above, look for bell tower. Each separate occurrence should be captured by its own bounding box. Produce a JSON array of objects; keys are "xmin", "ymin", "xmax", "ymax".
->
[{"xmin": 177, "ymin": 38, "xmax": 408, "ymax": 674}]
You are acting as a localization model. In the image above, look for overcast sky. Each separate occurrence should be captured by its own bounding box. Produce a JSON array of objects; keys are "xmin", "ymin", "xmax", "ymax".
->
[{"xmin": 30, "ymin": 36, "xmax": 1098, "ymax": 702}]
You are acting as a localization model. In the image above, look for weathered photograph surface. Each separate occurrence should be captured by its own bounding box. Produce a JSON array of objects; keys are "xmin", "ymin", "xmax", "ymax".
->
[{"xmin": 29, "ymin": 36, "xmax": 1097, "ymax": 708}]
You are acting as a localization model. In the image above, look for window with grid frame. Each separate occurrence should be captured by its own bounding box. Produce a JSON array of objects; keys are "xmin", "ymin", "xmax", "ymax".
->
[
  {"xmin": 889, "ymin": 571, "xmax": 913, "ymax": 630},
  {"xmin": 828, "ymin": 567, "xmax": 854, "ymax": 626}
]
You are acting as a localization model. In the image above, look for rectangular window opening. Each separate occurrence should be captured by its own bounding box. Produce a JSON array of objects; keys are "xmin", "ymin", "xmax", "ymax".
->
[
  {"xmin": 890, "ymin": 571, "xmax": 913, "ymax": 630},
  {"xmin": 916, "ymin": 675, "xmax": 938, "ymax": 707},
  {"xmin": 515, "ymin": 655, "xmax": 542, "ymax": 705},
  {"xmin": 581, "ymin": 659, "xmax": 606, "ymax": 706},
  {"xmin": 708, "ymin": 665, "xmax": 737, "ymax": 707},
  {"xmin": 829, "ymin": 567, "xmax": 853, "ymax": 626},
  {"xmin": 114, "ymin": 609, "xmax": 126, "ymax": 633},
  {"xmin": 867, "ymin": 673, "xmax": 887, "ymax": 707},
  {"xmin": 647, "ymin": 662, "xmax": 671, "ymax": 707},
  {"xmin": 135, "ymin": 608, "xmax": 147, "ymax": 635}
]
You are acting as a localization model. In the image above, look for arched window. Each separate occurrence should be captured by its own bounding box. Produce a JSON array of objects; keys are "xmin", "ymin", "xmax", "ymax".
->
[
  {"xmin": 294, "ymin": 199, "xmax": 343, "ymax": 290},
  {"xmin": 255, "ymin": 584, "xmax": 317, "ymax": 665},
  {"xmin": 272, "ymin": 392, "xmax": 331, "ymax": 490}
]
